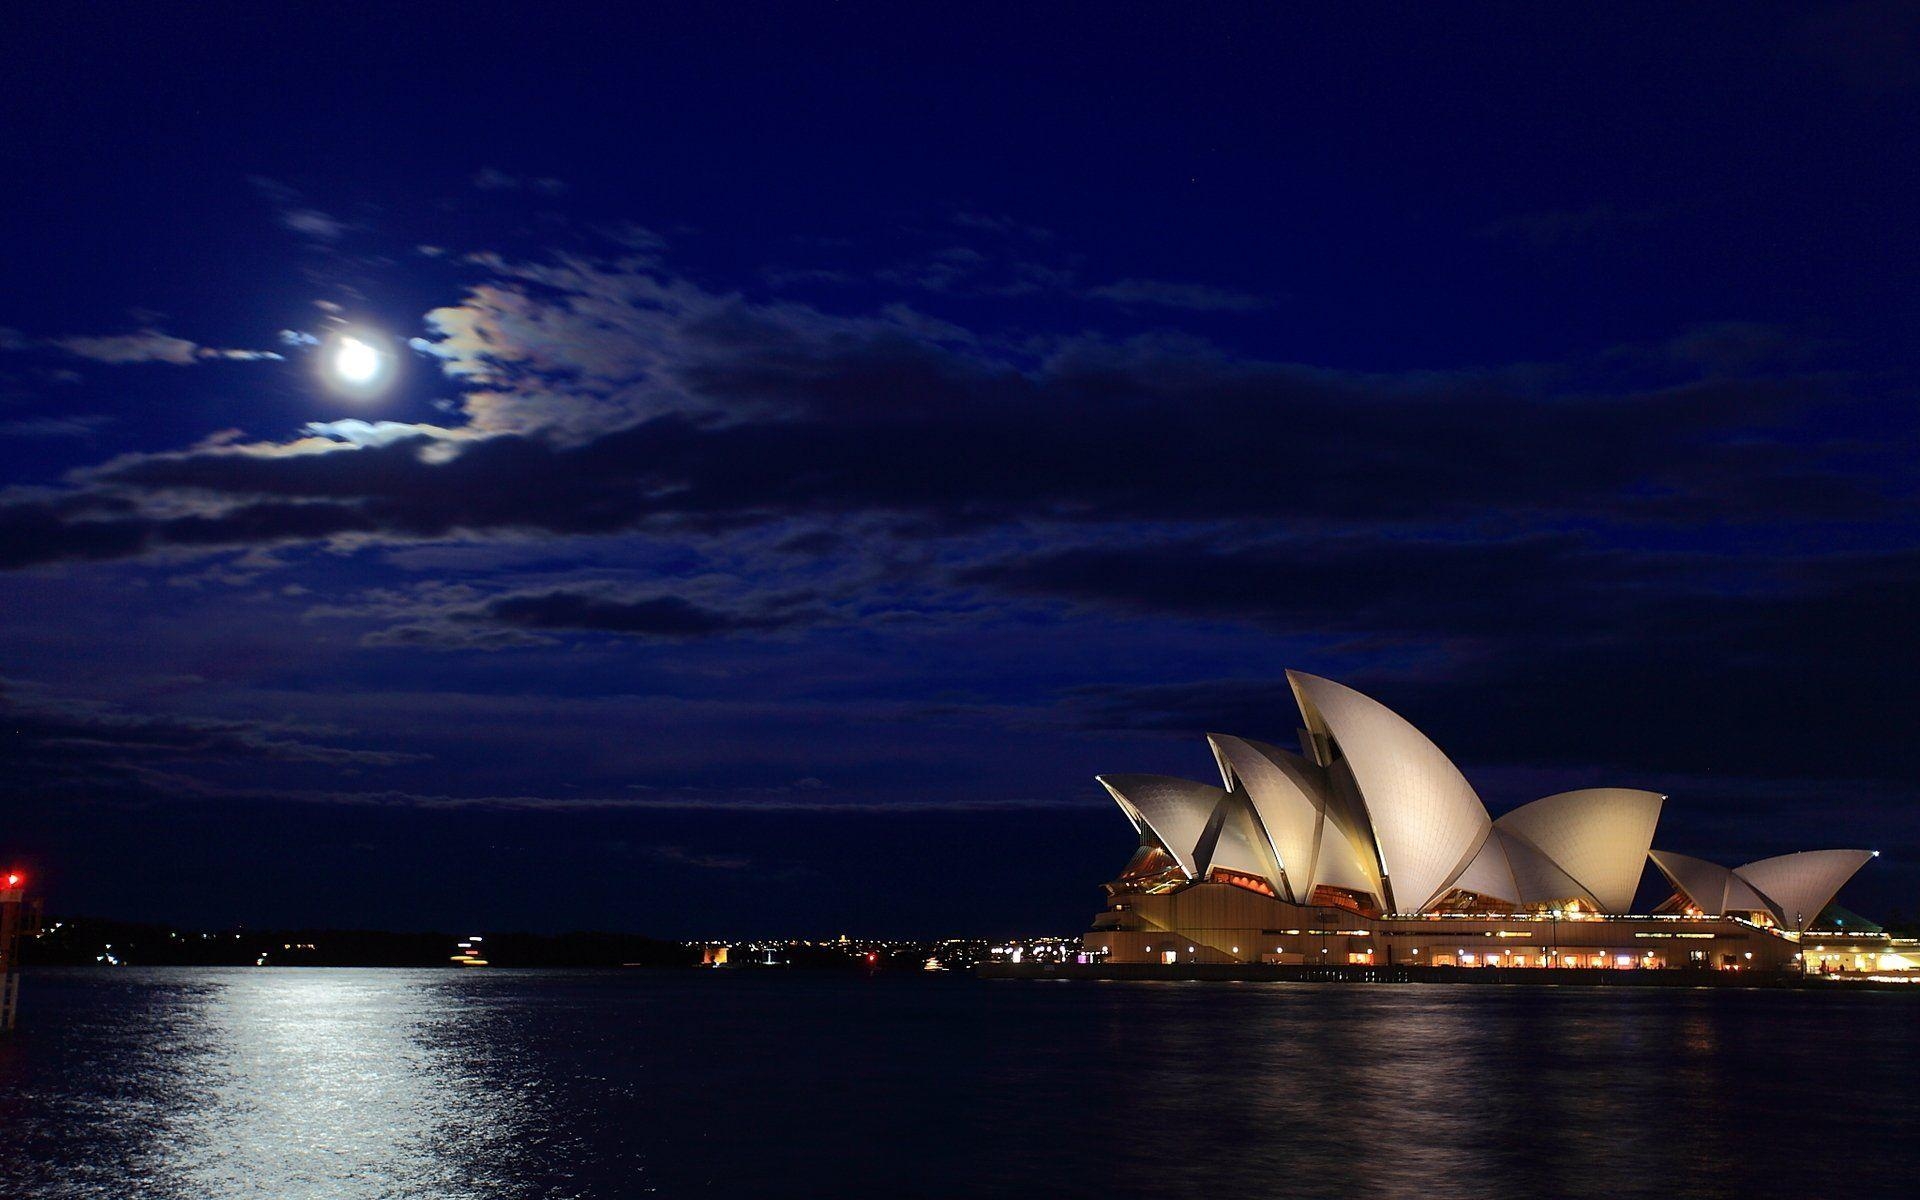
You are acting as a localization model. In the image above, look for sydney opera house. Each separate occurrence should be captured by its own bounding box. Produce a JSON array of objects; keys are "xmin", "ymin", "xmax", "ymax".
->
[{"xmin": 1081, "ymin": 671, "xmax": 1896, "ymax": 975}]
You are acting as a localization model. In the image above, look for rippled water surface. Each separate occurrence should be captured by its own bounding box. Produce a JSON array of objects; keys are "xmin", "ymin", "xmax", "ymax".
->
[{"xmin": 1, "ymin": 968, "xmax": 1915, "ymax": 1198}]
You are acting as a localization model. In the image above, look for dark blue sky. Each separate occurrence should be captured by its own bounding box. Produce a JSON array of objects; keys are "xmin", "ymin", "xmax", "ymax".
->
[{"xmin": 3, "ymin": 3, "xmax": 1917, "ymax": 934}]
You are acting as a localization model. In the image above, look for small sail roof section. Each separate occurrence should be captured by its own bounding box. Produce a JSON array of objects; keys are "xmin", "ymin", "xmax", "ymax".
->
[
  {"xmin": 1208, "ymin": 734, "xmax": 1325, "ymax": 902},
  {"xmin": 1500, "ymin": 829, "xmax": 1598, "ymax": 908},
  {"xmin": 1496, "ymin": 788, "xmax": 1664, "ymax": 913},
  {"xmin": 1733, "ymin": 850, "xmax": 1876, "ymax": 933},
  {"xmin": 1286, "ymin": 671, "xmax": 1492, "ymax": 913},
  {"xmin": 1097, "ymin": 774, "xmax": 1224, "ymax": 879},
  {"xmin": 1200, "ymin": 789, "xmax": 1286, "ymax": 893},
  {"xmin": 1649, "ymin": 849, "xmax": 1735, "ymax": 915},
  {"xmin": 1313, "ymin": 761, "xmax": 1387, "ymax": 901},
  {"xmin": 1447, "ymin": 831, "xmax": 1519, "ymax": 905},
  {"xmin": 1723, "ymin": 873, "xmax": 1774, "ymax": 916},
  {"xmin": 1312, "ymin": 809, "xmax": 1386, "ymax": 899}
]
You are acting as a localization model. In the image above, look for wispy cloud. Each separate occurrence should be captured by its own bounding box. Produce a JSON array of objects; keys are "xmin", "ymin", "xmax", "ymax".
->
[
  {"xmin": 459, "ymin": 588, "xmax": 816, "ymax": 639},
  {"xmin": 2, "ymin": 327, "xmax": 284, "ymax": 366},
  {"xmin": 473, "ymin": 166, "xmax": 568, "ymax": 195},
  {"xmin": 0, "ymin": 413, "xmax": 112, "ymax": 438},
  {"xmin": 0, "ymin": 675, "xmax": 428, "ymax": 795},
  {"xmin": 1478, "ymin": 202, "xmax": 1660, "ymax": 247},
  {"xmin": 279, "ymin": 208, "xmax": 351, "ymax": 241},
  {"xmin": 248, "ymin": 175, "xmax": 354, "ymax": 244},
  {"xmin": 1083, "ymin": 277, "xmax": 1275, "ymax": 312},
  {"xmin": 252, "ymin": 787, "xmax": 1091, "ymax": 814},
  {"xmin": 644, "ymin": 844, "xmax": 752, "ymax": 870},
  {"xmin": 52, "ymin": 329, "xmax": 198, "ymax": 364}
]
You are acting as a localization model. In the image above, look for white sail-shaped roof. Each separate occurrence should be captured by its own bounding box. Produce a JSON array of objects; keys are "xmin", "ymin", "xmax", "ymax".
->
[
  {"xmin": 1311, "ymin": 814, "xmax": 1386, "ymax": 899},
  {"xmin": 1197, "ymin": 788, "xmax": 1286, "ymax": 893},
  {"xmin": 1447, "ymin": 828, "xmax": 1602, "ymax": 909},
  {"xmin": 1496, "ymin": 788, "xmax": 1664, "ymax": 913},
  {"xmin": 1653, "ymin": 848, "xmax": 1872, "ymax": 931},
  {"xmin": 1287, "ymin": 671, "xmax": 1491, "ymax": 913},
  {"xmin": 1500, "ymin": 829, "xmax": 1599, "ymax": 908},
  {"xmin": 1313, "ymin": 760, "xmax": 1387, "ymax": 901},
  {"xmin": 1724, "ymin": 873, "xmax": 1774, "ymax": 915},
  {"xmin": 1734, "ymin": 850, "xmax": 1876, "ymax": 933},
  {"xmin": 1448, "ymin": 832, "xmax": 1519, "ymax": 904},
  {"xmin": 1650, "ymin": 849, "xmax": 1771, "ymax": 918},
  {"xmin": 1208, "ymin": 734, "xmax": 1326, "ymax": 903},
  {"xmin": 1098, "ymin": 774, "xmax": 1223, "ymax": 879},
  {"xmin": 1649, "ymin": 850, "xmax": 1734, "ymax": 914}
]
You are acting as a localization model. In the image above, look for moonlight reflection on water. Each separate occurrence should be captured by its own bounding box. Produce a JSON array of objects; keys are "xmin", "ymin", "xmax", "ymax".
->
[
  {"xmin": 141, "ymin": 972, "xmax": 553, "ymax": 1197},
  {"xmin": 2, "ymin": 971, "xmax": 593, "ymax": 1199}
]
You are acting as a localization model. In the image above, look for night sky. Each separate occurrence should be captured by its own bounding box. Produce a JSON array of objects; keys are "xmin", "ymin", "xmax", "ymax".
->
[{"xmin": 3, "ymin": 5, "xmax": 1917, "ymax": 936}]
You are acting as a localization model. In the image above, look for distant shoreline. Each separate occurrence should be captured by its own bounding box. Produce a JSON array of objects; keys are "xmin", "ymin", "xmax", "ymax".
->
[{"xmin": 21, "ymin": 917, "xmax": 1021, "ymax": 971}]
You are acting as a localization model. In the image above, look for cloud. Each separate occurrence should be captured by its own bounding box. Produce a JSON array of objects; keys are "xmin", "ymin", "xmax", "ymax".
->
[
  {"xmin": 279, "ymin": 208, "xmax": 350, "ymax": 242},
  {"xmin": 248, "ymin": 175, "xmax": 353, "ymax": 244},
  {"xmin": 200, "ymin": 348, "xmax": 285, "ymax": 362},
  {"xmin": 1083, "ymin": 278, "xmax": 1275, "ymax": 312},
  {"xmin": 0, "ymin": 327, "xmax": 286, "ymax": 366},
  {"xmin": 1657, "ymin": 321, "xmax": 1820, "ymax": 375},
  {"xmin": 0, "ymin": 242, "xmax": 1882, "ymax": 580},
  {"xmin": 404, "ymin": 253, "xmax": 973, "ymax": 438},
  {"xmin": 644, "ymin": 844, "xmax": 752, "ymax": 871},
  {"xmin": 957, "ymin": 533, "xmax": 1627, "ymax": 638},
  {"xmin": 597, "ymin": 222, "xmax": 666, "ymax": 252},
  {"xmin": 1051, "ymin": 676, "xmax": 1308, "ymax": 735},
  {"xmin": 949, "ymin": 210, "xmax": 1054, "ymax": 240},
  {"xmin": 1479, "ymin": 203, "xmax": 1660, "ymax": 247},
  {"xmin": 350, "ymin": 584, "xmax": 823, "ymax": 648},
  {"xmin": 764, "ymin": 266, "xmax": 856, "ymax": 289},
  {"xmin": 301, "ymin": 419, "xmax": 462, "ymax": 447},
  {"xmin": 243, "ymin": 787, "xmax": 1088, "ymax": 814},
  {"xmin": 464, "ymin": 589, "xmax": 810, "ymax": 638},
  {"xmin": 857, "ymin": 215, "xmax": 1268, "ymax": 311},
  {"xmin": 473, "ymin": 167, "xmax": 568, "ymax": 195},
  {"xmin": 877, "ymin": 243, "xmax": 1266, "ymax": 312},
  {"xmin": 51, "ymin": 329, "xmax": 198, "ymax": 364},
  {"xmin": 0, "ymin": 675, "xmax": 1081, "ymax": 818},
  {"xmin": 0, "ymin": 414, "xmax": 111, "ymax": 438},
  {"xmin": 0, "ymin": 676, "xmax": 428, "ymax": 797},
  {"xmin": 359, "ymin": 623, "xmax": 557, "ymax": 651}
]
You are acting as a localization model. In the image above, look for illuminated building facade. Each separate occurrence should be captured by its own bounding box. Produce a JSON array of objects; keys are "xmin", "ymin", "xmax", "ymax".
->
[{"xmin": 1081, "ymin": 672, "xmax": 1885, "ymax": 974}]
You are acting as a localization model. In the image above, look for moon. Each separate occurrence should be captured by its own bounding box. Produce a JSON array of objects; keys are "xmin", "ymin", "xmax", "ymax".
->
[
  {"xmin": 334, "ymin": 336, "xmax": 380, "ymax": 384},
  {"xmin": 320, "ymin": 329, "xmax": 397, "ymax": 397}
]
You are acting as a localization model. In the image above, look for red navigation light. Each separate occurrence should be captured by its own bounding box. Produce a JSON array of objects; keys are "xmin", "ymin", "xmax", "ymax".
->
[
  {"xmin": 865, "ymin": 951, "xmax": 878, "ymax": 964},
  {"xmin": 4, "ymin": 872, "xmax": 20, "ymax": 889}
]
